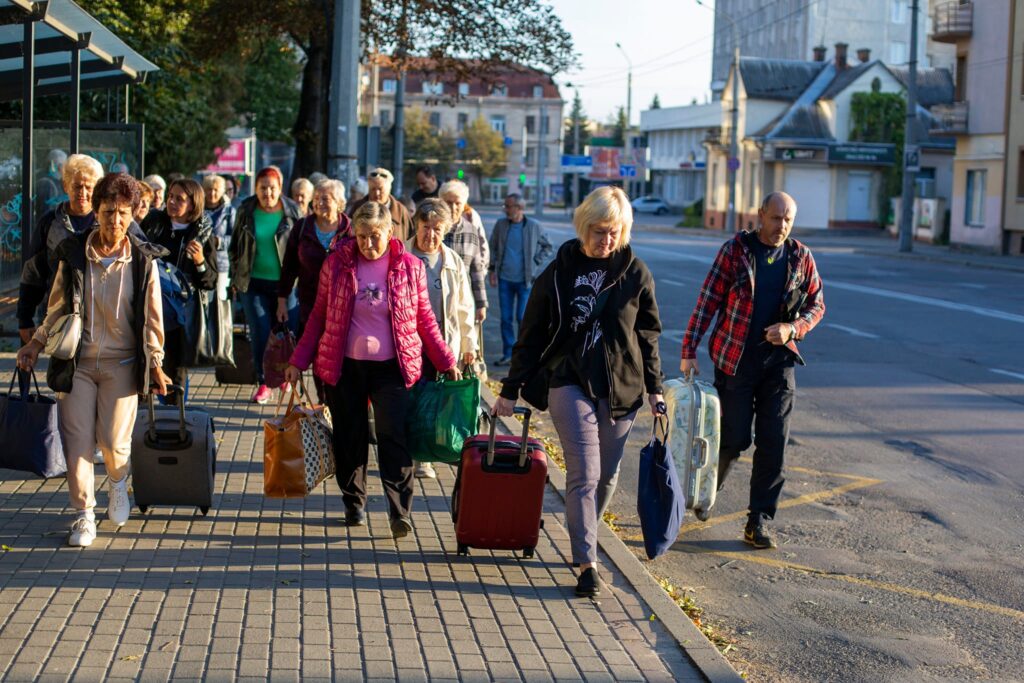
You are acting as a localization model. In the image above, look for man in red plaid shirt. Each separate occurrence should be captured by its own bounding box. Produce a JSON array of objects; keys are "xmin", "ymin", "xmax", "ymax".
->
[{"xmin": 681, "ymin": 191, "xmax": 825, "ymax": 549}]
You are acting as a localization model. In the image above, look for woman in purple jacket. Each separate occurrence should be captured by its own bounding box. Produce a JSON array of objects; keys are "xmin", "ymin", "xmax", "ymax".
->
[
  {"xmin": 277, "ymin": 179, "xmax": 351, "ymax": 400},
  {"xmin": 284, "ymin": 201, "xmax": 460, "ymax": 539}
]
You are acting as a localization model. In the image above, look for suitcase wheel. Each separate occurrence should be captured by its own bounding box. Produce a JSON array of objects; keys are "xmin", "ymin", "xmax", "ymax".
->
[
  {"xmin": 199, "ymin": 506, "xmax": 210, "ymax": 516},
  {"xmin": 138, "ymin": 505, "xmax": 149, "ymax": 514},
  {"xmin": 694, "ymin": 507, "xmax": 711, "ymax": 522},
  {"xmin": 457, "ymin": 543, "xmax": 469, "ymax": 556},
  {"xmin": 539, "ymin": 519, "xmax": 545, "ymax": 529},
  {"xmin": 522, "ymin": 547, "xmax": 535, "ymax": 559}
]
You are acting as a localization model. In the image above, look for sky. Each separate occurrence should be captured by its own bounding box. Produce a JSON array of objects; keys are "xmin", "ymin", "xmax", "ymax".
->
[{"xmin": 548, "ymin": 0, "xmax": 717, "ymax": 126}]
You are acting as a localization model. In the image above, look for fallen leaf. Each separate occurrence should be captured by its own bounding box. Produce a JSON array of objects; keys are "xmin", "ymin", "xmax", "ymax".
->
[
  {"xmin": 280, "ymin": 579, "xmax": 293, "ymax": 585},
  {"xmin": 649, "ymin": 614, "xmax": 656, "ymax": 621},
  {"xmin": 1, "ymin": 545, "xmax": 11, "ymax": 551},
  {"xmin": 119, "ymin": 654, "xmax": 141, "ymax": 662}
]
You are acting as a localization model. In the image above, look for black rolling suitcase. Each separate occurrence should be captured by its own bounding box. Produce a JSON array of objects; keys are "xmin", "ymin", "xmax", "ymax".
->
[
  {"xmin": 215, "ymin": 324, "xmax": 257, "ymax": 385},
  {"xmin": 132, "ymin": 386, "xmax": 216, "ymax": 515}
]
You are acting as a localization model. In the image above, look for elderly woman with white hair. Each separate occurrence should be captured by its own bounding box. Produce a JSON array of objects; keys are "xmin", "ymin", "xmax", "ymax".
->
[
  {"xmin": 291, "ymin": 177, "xmax": 314, "ymax": 217},
  {"xmin": 439, "ymin": 179, "xmax": 490, "ymax": 323},
  {"xmin": 203, "ymin": 174, "xmax": 236, "ymax": 301},
  {"xmin": 143, "ymin": 174, "xmax": 166, "ymax": 211},
  {"xmin": 345, "ymin": 167, "xmax": 412, "ymax": 241},
  {"xmin": 18, "ymin": 154, "xmax": 111, "ymax": 345},
  {"xmin": 493, "ymin": 186, "xmax": 664, "ymax": 598}
]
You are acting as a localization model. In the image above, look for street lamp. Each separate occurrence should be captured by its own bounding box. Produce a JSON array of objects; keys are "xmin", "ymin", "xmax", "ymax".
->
[
  {"xmin": 614, "ymin": 42, "xmax": 633, "ymax": 197},
  {"xmin": 566, "ymin": 82, "xmax": 584, "ymax": 210},
  {"xmin": 697, "ymin": 0, "xmax": 740, "ymax": 232}
]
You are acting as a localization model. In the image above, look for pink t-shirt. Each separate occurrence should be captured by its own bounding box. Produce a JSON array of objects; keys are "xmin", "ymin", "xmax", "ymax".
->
[{"xmin": 346, "ymin": 254, "xmax": 396, "ymax": 361}]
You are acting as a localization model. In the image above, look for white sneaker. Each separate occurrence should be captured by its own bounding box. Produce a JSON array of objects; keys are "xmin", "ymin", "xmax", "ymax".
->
[
  {"xmin": 107, "ymin": 477, "xmax": 131, "ymax": 527},
  {"xmin": 68, "ymin": 516, "xmax": 96, "ymax": 547},
  {"xmin": 94, "ymin": 448, "xmax": 104, "ymax": 464},
  {"xmin": 414, "ymin": 462, "xmax": 437, "ymax": 479}
]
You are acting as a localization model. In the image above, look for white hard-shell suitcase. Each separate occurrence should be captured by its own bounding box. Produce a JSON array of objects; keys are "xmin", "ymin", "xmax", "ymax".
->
[{"xmin": 663, "ymin": 374, "xmax": 721, "ymax": 520}]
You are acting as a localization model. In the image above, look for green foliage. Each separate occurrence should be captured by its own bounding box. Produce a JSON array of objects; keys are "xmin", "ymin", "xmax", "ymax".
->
[
  {"xmin": 381, "ymin": 108, "xmax": 456, "ymax": 189},
  {"xmin": 463, "ymin": 117, "xmax": 508, "ymax": 182},
  {"xmin": 563, "ymin": 91, "xmax": 592, "ymax": 155},
  {"xmin": 650, "ymin": 94, "xmax": 662, "ymax": 109},
  {"xmin": 612, "ymin": 107, "xmax": 628, "ymax": 147},
  {"xmin": 235, "ymin": 39, "xmax": 303, "ymax": 143},
  {"xmin": 850, "ymin": 91, "xmax": 906, "ymax": 223}
]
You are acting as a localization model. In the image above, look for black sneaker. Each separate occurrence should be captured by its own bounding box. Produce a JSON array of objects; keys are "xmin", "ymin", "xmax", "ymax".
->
[
  {"xmin": 390, "ymin": 516, "xmax": 413, "ymax": 539},
  {"xmin": 344, "ymin": 508, "xmax": 366, "ymax": 527},
  {"xmin": 743, "ymin": 521, "xmax": 776, "ymax": 549},
  {"xmin": 493, "ymin": 356, "xmax": 511, "ymax": 367},
  {"xmin": 575, "ymin": 567, "xmax": 603, "ymax": 597}
]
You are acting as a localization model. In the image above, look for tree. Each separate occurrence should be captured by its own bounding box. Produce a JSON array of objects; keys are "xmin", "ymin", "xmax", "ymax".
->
[
  {"xmin": 380, "ymin": 108, "xmax": 456, "ymax": 189},
  {"xmin": 462, "ymin": 117, "xmax": 507, "ymax": 189},
  {"xmin": 612, "ymin": 107, "xmax": 628, "ymax": 147},
  {"xmin": 650, "ymin": 94, "xmax": 662, "ymax": 109},
  {"xmin": 850, "ymin": 90, "xmax": 906, "ymax": 223},
  {"xmin": 193, "ymin": 0, "xmax": 577, "ymax": 178},
  {"xmin": 235, "ymin": 38, "xmax": 304, "ymax": 143},
  {"xmin": 562, "ymin": 91, "xmax": 592, "ymax": 154}
]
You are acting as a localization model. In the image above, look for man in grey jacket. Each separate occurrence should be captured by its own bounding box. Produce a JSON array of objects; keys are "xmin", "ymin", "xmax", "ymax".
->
[{"xmin": 489, "ymin": 193, "xmax": 553, "ymax": 365}]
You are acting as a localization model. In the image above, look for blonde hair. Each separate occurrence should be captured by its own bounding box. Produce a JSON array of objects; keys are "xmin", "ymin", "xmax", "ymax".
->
[
  {"xmin": 573, "ymin": 186, "xmax": 633, "ymax": 248},
  {"xmin": 202, "ymin": 174, "xmax": 225, "ymax": 192},
  {"xmin": 291, "ymin": 177, "xmax": 314, "ymax": 194},
  {"xmin": 352, "ymin": 201, "xmax": 393, "ymax": 235},
  {"xmin": 439, "ymin": 179, "xmax": 469, "ymax": 204},
  {"xmin": 413, "ymin": 198, "xmax": 455, "ymax": 237},
  {"xmin": 62, "ymin": 154, "xmax": 104, "ymax": 185}
]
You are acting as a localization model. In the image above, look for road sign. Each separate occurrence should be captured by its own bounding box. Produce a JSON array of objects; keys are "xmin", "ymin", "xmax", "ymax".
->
[
  {"xmin": 456, "ymin": 138, "xmax": 466, "ymax": 149},
  {"xmin": 619, "ymin": 164, "xmax": 637, "ymax": 178},
  {"xmin": 503, "ymin": 136, "xmax": 514, "ymax": 146},
  {"xmin": 561, "ymin": 154, "xmax": 592, "ymax": 174},
  {"xmin": 904, "ymin": 145, "xmax": 920, "ymax": 172},
  {"xmin": 727, "ymin": 156, "xmax": 741, "ymax": 172}
]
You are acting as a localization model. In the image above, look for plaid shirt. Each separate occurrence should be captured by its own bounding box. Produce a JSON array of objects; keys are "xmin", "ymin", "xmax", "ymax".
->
[
  {"xmin": 682, "ymin": 233, "xmax": 825, "ymax": 376},
  {"xmin": 444, "ymin": 211, "xmax": 490, "ymax": 310}
]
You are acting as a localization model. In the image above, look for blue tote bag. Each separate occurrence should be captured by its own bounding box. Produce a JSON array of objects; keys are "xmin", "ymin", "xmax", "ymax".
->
[
  {"xmin": 637, "ymin": 411, "xmax": 685, "ymax": 560},
  {"xmin": 0, "ymin": 369, "xmax": 66, "ymax": 478}
]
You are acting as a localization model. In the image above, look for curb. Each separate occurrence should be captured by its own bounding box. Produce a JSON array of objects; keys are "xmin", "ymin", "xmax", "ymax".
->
[{"xmin": 481, "ymin": 384, "xmax": 744, "ymax": 683}]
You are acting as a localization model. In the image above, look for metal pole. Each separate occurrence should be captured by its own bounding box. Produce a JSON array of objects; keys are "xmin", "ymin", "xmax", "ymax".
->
[
  {"xmin": 727, "ymin": 41, "xmax": 740, "ymax": 232},
  {"xmin": 392, "ymin": 68, "xmax": 406, "ymax": 195},
  {"xmin": 898, "ymin": 0, "xmax": 920, "ymax": 253},
  {"xmin": 69, "ymin": 45, "xmax": 80, "ymax": 153},
  {"xmin": 327, "ymin": 0, "xmax": 361, "ymax": 189},
  {"xmin": 21, "ymin": 18, "xmax": 35, "ymax": 266},
  {"xmin": 573, "ymin": 90, "xmax": 580, "ymax": 209},
  {"xmin": 535, "ymin": 104, "xmax": 545, "ymax": 217}
]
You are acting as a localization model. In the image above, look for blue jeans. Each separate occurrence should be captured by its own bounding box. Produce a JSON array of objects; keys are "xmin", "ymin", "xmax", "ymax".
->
[
  {"xmin": 498, "ymin": 278, "xmax": 530, "ymax": 358},
  {"xmin": 239, "ymin": 277, "xmax": 297, "ymax": 385}
]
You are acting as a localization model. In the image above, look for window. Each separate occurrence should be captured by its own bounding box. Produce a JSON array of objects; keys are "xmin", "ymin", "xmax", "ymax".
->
[
  {"xmin": 747, "ymin": 160, "xmax": 760, "ymax": 210},
  {"xmin": 533, "ymin": 85, "xmax": 544, "ymax": 98},
  {"xmin": 458, "ymin": 82, "xmax": 469, "ymax": 97},
  {"xmin": 956, "ymin": 55, "xmax": 967, "ymax": 101},
  {"xmin": 541, "ymin": 116, "xmax": 550, "ymax": 136},
  {"xmin": 380, "ymin": 110, "xmax": 391, "ymax": 128},
  {"xmin": 965, "ymin": 169, "xmax": 986, "ymax": 225},
  {"xmin": 525, "ymin": 116, "xmax": 535, "ymax": 135},
  {"xmin": 540, "ymin": 146, "xmax": 549, "ymax": 169},
  {"xmin": 891, "ymin": 0, "xmax": 907, "ymax": 23},
  {"xmin": 429, "ymin": 112, "xmax": 441, "ymax": 129},
  {"xmin": 382, "ymin": 79, "xmax": 396, "ymax": 94},
  {"xmin": 457, "ymin": 113, "xmax": 468, "ymax": 131},
  {"xmin": 526, "ymin": 147, "xmax": 536, "ymax": 167},
  {"xmin": 489, "ymin": 115, "xmax": 506, "ymax": 134},
  {"xmin": 422, "ymin": 81, "xmax": 443, "ymax": 96},
  {"xmin": 491, "ymin": 84, "xmax": 508, "ymax": 97},
  {"xmin": 1018, "ymin": 150, "xmax": 1024, "ymax": 198},
  {"xmin": 890, "ymin": 41, "xmax": 908, "ymax": 65}
]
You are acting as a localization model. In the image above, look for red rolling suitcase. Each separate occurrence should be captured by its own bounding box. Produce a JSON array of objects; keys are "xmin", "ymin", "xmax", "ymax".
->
[{"xmin": 451, "ymin": 407, "xmax": 547, "ymax": 558}]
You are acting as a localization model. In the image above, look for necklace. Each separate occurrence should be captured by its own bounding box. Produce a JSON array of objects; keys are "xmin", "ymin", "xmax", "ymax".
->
[{"xmin": 765, "ymin": 244, "xmax": 785, "ymax": 265}]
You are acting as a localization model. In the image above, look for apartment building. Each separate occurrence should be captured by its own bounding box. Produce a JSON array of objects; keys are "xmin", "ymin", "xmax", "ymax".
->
[
  {"xmin": 931, "ymin": 0, "xmax": 1022, "ymax": 254},
  {"xmin": 360, "ymin": 57, "xmax": 564, "ymax": 205},
  {"xmin": 639, "ymin": 103, "xmax": 720, "ymax": 209},
  {"xmin": 710, "ymin": 0, "xmax": 955, "ymax": 97}
]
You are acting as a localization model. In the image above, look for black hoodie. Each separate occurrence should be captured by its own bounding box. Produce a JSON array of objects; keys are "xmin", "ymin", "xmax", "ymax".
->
[{"xmin": 500, "ymin": 239, "xmax": 663, "ymax": 419}]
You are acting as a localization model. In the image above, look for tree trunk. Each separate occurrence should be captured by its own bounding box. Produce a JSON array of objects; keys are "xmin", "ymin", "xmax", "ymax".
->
[{"xmin": 291, "ymin": 30, "xmax": 329, "ymax": 181}]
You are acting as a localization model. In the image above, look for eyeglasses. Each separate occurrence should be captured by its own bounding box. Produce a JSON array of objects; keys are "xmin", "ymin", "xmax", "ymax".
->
[{"xmin": 368, "ymin": 171, "xmax": 391, "ymax": 180}]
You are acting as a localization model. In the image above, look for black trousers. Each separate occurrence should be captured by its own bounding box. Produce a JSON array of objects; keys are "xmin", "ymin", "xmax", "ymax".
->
[
  {"xmin": 714, "ymin": 359, "xmax": 796, "ymax": 523},
  {"xmin": 324, "ymin": 358, "xmax": 413, "ymax": 519}
]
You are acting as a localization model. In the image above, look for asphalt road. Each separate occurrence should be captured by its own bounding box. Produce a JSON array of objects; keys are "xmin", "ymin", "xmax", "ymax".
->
[{"xmin": 477, "ymin": 209, "xmax": 1024, "ymax": 683}]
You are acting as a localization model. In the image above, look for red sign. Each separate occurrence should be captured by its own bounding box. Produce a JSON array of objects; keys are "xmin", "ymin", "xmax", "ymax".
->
[
  {"xmin": 588, "ymin": 148, "xmax": 622, "ymax": 180},
  {"xmin": 206, "ymin": 139, "xmax": 248, "ymax": 174}
]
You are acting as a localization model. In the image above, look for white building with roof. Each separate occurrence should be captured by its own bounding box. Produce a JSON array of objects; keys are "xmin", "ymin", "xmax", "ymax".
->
[{"xmin": 639, "ymin": 103, "xmax": 721, "ymax": 210}]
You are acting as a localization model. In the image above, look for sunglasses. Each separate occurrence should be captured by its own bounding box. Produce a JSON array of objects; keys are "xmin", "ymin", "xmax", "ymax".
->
[{"xmin": 368, "ymin": 171, "xmax": 391, "ymax": 179}]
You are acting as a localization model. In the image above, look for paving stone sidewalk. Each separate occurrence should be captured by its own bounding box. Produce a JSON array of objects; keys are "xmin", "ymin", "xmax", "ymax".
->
[{"xmin": 0, "ymin": 361, "xmax": 706, "ymax": 682}]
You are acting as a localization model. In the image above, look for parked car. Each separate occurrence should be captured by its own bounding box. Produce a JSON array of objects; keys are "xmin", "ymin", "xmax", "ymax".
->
[{"xmin": 631, "ymin": 196, "xmax": 670, "ymax": 215}]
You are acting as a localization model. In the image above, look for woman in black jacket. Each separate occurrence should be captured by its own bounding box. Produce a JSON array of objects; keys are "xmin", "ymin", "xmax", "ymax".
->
[
  {"xmin": 494, "ymin": 186, "xmax": 664, "ymax": 598},
  {"xmin": 142, "ymin": 178, "xmax": 218, "ymax": 402}
]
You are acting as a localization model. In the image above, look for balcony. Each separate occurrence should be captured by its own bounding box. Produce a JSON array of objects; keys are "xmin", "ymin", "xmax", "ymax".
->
[
  {"xmin": 932, "ymin": 1, "xmax": 973, "ymax": 43},
  {"xmin": 703, "ymin": 127, "xmax": 725, "ymax": 148},
  {"xmin": 929, "ymin": 101, "xmax": 969, "ymax": 135}
]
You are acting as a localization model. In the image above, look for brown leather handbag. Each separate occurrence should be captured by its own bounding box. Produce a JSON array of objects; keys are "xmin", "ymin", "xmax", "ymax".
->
[{"xmin": 263, "ymin": 384, "xmax": 335, "ymax": 498}]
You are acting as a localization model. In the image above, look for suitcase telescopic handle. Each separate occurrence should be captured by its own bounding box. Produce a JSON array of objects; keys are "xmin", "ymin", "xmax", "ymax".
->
[
  {"xmin": 487, "ymin": 406, "xmax": 532, "ymax": 468},
  {"xmin": 147, "ymin": 384, "xmax": 188, "ymax": 443}
]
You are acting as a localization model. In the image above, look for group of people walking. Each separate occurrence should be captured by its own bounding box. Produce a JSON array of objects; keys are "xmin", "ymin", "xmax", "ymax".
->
[{"xmin": 11, "ymin": 153, "xmax": 825, "ymax": 600}]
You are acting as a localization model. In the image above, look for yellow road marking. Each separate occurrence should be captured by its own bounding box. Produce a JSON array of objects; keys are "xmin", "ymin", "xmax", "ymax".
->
[{"xmin": 675, "ymin": 543, "xmax": 1024, "ymax": 622}]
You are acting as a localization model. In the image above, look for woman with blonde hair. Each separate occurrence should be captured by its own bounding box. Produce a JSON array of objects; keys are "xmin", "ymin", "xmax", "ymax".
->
[
  {"xmin": 493, "ymin": 186, "xmax": 664, "ymax": 597},
  {"xmin": 284, "ymin": 201, "xmax": 459, "ymax": 538}
]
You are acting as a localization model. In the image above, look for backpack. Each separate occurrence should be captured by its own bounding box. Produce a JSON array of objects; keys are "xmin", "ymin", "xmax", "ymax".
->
[{"xmin": 156, "ymin": 259, "xmax": 196, "ymax": 333}]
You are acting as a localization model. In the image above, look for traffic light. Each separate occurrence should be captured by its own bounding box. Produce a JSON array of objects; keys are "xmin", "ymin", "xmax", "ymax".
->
[
  {"xmin": 519, "ymin": 173, "xmax": 527, "ymax": 185},
  {"xmin": 456, "ymin": 169, "xmax": 465, "ymax": 180}
]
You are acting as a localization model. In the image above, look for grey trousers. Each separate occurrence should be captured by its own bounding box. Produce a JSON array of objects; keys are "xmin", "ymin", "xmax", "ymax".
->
[{"xmin": 548, "ymin": 384, "xmax": 637, "ymax": 565}]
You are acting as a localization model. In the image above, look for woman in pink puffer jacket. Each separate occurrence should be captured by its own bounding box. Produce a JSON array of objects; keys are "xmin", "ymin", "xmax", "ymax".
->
[{"xmin": 286, "ymin": 202, "xmax": 459, "ymax": 539}]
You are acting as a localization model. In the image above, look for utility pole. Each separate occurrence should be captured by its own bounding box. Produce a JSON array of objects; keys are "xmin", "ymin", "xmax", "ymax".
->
[
  {"xmin": 727, "ymin": 29, "xmax": 740, "ymax": 232},
  {"xmin": 535, "ymin": 103, "xmax": 545, "ymax": 217},
  {"xmin": 615, "ymin": 42, "xmax": 633, "ymax": 197},
  {"xmin": 573, "ymin": 89, "xmax": 581, "ymax": 210},
  {"xmin": 327, "ymin": 0, "xmax": 360, "ymax": 189},
  {"xmin": 898, "ymin": 0, "xmax": 920, "ymax": 253},
  {"xmin": 392, "ymin": 67, "xmax": 406, "ymax": 196}
]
